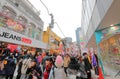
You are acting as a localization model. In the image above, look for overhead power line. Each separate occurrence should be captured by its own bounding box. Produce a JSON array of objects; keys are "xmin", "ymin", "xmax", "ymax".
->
[
  {"xmin": 39, "ymin": 0, "xmax": 50, "ymax": 15},
  {"xmin": 39, "ymin": 0, "xmax": 66, "ymax": 37},
  {"xmin": 54, "ymin": 22, "xmax": 66, "ymax": 38}
]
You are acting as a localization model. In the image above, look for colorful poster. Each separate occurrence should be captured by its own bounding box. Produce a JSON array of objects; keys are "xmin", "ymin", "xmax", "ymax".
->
[{"xmin": 95, "ymin": 26, "xmax": 120, "ymax": 44}]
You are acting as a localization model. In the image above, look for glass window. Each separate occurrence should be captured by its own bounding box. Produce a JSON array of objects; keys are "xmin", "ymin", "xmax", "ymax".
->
[
  {"xmin": 28, "ymin": 23, "xmax": 36, "ymax": 38},
  {"xmin": 17, "ymin": 16, "xmax": 27, "ymax": 25},
  {"xmin": 2, "ymin": 6, "xmax": 16, "ymax": 19},
  {"xmin": 35, "ymin": 28, "xmax": 42, "ymax": 40}
]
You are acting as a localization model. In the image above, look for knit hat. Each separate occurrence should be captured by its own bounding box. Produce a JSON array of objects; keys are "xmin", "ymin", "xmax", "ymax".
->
[{"xmin": 55, "ymin": 55, "xmax": 63, "ymax": 68}]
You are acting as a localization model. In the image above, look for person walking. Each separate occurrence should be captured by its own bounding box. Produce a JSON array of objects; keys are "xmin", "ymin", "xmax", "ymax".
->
[
  {"xmin": 49, "ymin": 55, "xmax": 66, "ymax": 79},
  {"xmin": 67, "ymin": 57, "xmax": 80, "ymax": 79},
  {"xmin": 26, "ymin": 59, "xmax": 42, "ymax": 79},
  {"xmin": 63, "ymin": 54, "xmax": 70, "ymax": 76},
  {"xmin": 83, "ymin": 52, "xmax": 92, "ymax": 79},
  {"xmin": 92, "ymin": 51, "xmax": 99, "ymax": 75},
  {"xmin": 43, "ymin": 57, "xmax": 53, "ymax": 79},
  {"xmin": 78, "ymin": 56, "xmax": 87, "ymax": 79},
  {"xmin": 5, "ymin": 55, "xmax": 16, "ymax": 79}
]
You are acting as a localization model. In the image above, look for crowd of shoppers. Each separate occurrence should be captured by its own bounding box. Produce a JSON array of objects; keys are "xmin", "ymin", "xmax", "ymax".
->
[{"xmin": 0, "ymin": 46, "xmax": 99, "ymax": 79}]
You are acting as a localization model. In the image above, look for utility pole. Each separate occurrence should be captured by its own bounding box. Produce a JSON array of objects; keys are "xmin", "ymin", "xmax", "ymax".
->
[{"xmin": 48, "ymin": 13, "xmax": 54, "ymax": 53}]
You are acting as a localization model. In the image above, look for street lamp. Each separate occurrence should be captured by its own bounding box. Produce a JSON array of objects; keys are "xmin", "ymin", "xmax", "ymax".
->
[{"xmin": 48, "ymin": 13, "xmax": 54, "ymax": 53}]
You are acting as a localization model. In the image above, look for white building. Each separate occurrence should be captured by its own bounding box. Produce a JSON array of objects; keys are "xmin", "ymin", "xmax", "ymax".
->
[{"xmin": 0, "ymin": 0, "xmax": 47, "ymax": 49}]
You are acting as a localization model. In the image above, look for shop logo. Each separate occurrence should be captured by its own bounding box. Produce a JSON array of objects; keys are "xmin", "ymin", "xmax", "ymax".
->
[{"xmin": 0, "ymin": 32, "xmax": 32, "ymax": 44}]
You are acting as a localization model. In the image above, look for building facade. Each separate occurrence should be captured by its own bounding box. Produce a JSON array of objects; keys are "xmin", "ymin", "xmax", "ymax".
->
[
  {"xmin": 62, "ymin": 37, "xmax": 72, "ymax": 53},
  {"xmin": 0, "ymin": 0, "xmax": 47, "ymax": 49},
  {"xmin": 42, "ymin": 27, "xmax": 61, "ymax": 54},
  {"xmin": 75, "ymin": 27, "xmax": 81, "ymax": 52},
  {"xmin": 81, "ymin": 0, "xmax": 120, "ymax": 77}
]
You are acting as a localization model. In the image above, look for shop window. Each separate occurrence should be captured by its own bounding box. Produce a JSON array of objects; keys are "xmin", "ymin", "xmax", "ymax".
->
[
  {"xmin": 17, "ymin": 16, "xmax": 27, "ymax": 25},
  {"xmin": 28, "ymin": 23, "xmax": 36, "ymax": 38}
]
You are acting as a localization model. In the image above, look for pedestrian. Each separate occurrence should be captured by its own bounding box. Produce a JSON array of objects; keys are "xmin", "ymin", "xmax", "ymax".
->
[
  {"xmin": 63, "ymin": 54, "xmax": 70, "ymax": 76},
  {"xmin": 92, "ymin": 50, "xmax": 99, "ymax": 75},
  {"xmin": 16, "ymin": 56, "xmax": 23, "ymax": 79},
  {"xmin": 83, "ymin": 52, "xmax": 92, "ymax": 79},
  {"xmin": 49, "ymin": 55, "xmax": 66, "ymax": 79},
  {"xmin": 67, "ymin": 57, "xmax": 80, "ymax": 79},
  {"xmin": 4, "ymin": 55, "xmax": 16, "ymax": 79},
  {"xmin": 78, "ymin": 56, "xmax": 87, "ymax": 79},
  {"xmin": 42, "ymin": 52, "xmax": 49, "ymax": 72},
  {"xmin": 21, "ymin": 56, "xmax": 32, "ymax": 79},
  {"xmin": 26, "ymin": 59, "xmax": 42, "ymax": 79},
  {"xmin": 43, "ymin": 57, "xmax": 53, "ymax": 79}
]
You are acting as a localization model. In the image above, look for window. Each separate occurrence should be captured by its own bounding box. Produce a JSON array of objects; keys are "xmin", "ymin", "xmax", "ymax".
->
[
  {"xmin": 35, "ymin": 28, "xmax": 42, "ymax": 40},
  {"xmin": 2, "ymin": 6, "xmax": 16, "ymax": 19},
  {"xmin": 28, "ymin": 23, "xmax": 36, "ymax": 38},
  {"xmin": 17, "ymin": 16, "xmax": 27, "ymax": 25}
]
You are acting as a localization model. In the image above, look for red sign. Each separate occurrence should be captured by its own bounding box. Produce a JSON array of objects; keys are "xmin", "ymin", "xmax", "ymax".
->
[{"xmin": 22, "ymin": 37, "xmax": 32, "ymax": 44}]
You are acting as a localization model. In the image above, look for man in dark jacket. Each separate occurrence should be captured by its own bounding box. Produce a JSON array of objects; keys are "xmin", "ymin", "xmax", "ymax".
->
[
  {"xmin": 83, "ymin": 52, "xmax": 92, "ymax": 79},
  {"xmin": 5, "ymin": 55, "xmax": 16, "ymax": 79},
  {"xmin": 26, "ymin": 59, "xmax": 42, "ymax": 79}
]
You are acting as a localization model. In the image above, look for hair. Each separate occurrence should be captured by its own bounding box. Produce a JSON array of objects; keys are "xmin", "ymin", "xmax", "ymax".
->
[{"xmin": 55, "ymin": 55, "xmax": 63, "ymax": 68}]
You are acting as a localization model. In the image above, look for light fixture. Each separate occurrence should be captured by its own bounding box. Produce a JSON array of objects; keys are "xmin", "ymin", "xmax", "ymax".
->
[
  {"xmin": 110, "ymin": 24, "xmax": 114, "ymax": 26},
  {"xmin": 110, "ymin": 27, "xmax": 116, "ymax": 30}
]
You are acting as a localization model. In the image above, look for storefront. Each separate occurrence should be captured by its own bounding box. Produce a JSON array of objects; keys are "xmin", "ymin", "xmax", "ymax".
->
[
  {"xmin": 95, "ymin": 25, "xmax": 120, "ymax": 76},
  {"xmin": 99, "ymin": 34, "xmax": 120, "ymax": 70},
  {"xmin": 0, "ymin": 27, "xmax": 47, "ymax": 50}
]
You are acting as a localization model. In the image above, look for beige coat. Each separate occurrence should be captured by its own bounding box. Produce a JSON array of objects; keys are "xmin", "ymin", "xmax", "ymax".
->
[{"xmin": 63, "ymin": 56, "xmax": 70, "ymax": 67}]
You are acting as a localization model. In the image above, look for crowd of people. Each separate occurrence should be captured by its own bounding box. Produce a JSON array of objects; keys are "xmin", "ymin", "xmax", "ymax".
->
[{"xmin": 0, "ymin": 46, "xmax": 99, "ymax": 79}]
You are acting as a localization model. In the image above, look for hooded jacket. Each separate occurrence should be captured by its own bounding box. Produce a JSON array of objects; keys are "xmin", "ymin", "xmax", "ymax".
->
[{"xmin": 49, "ymin": 55, "xmax": 66, "ymax": 79}]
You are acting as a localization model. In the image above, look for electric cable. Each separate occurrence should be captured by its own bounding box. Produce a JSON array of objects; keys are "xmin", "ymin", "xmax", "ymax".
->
[
  {"xmin": 39, "ymin": 0, "xmax": 66, "ymax": 38},
  {"xmin": 39, "ymin": 0, "xmax": 50, "ymax": 15},
  {"xmin": 54, "ymin": 22, "xmax": 66, "ymax": 38}
]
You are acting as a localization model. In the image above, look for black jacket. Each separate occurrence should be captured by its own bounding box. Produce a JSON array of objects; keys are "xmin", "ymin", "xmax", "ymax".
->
[{"xmin": 83, "ymin": 58, "xmax": 92, "ymax": 72}]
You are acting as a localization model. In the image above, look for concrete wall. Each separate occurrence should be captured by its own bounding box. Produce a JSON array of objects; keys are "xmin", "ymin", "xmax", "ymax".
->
[{"xmin": 82, "ymin": 0, "xmax": 113, "ymax": 46}]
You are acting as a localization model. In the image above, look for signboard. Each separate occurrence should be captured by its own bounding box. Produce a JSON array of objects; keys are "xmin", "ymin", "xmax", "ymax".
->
[
  {"xmin": 0, "ymin": 27, "xmax": 47, "ymax": 49},
  {"xmin": 95, "ymin": 26, "xmax": 120, "ymax": 44}
]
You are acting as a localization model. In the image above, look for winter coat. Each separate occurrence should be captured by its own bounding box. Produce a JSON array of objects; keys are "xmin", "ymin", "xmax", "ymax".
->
[
  {"xmin": 92, "ymin": 54, "xmax": 98, "ymax": 67},
  {"xmin": 43, "ymin": 64, "xmax": 52, "ymax": 79},
  {"xmin": 67, "ymin": 68, "xmax": 81, "ymax": 79},
  {"xmin": 67, "ymin": 57, "xmax": 80, "ymax": 79},
  {"xmin": 83, "ymin": 58, "xmax": 92, "ymax": 72},
  {"xmin": 63, "ymin": 56, "xmax": 70, "ymax": 67},
  {"xmin": 78, "ymin": 61, "xmax": 87, "ymax": 78},
  {"xmin": 21, "ymin": 58, "xmax": 31, "ymax": 74},
  {"xmin": 4, "ymin": 58, "xmax": 16, "ymax": 75},
  {"xmin": 26, "ymin": 65, "xmax": 42, "ymax": 79},
  {"xmin": 49, "ymin": 67, "xmax": 66, "ymax": 79}
]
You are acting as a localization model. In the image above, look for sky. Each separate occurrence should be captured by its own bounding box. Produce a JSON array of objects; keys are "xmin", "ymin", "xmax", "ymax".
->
[{"xmin": 28, "ymin": 0, "xmax": 82, "ymax": 41}]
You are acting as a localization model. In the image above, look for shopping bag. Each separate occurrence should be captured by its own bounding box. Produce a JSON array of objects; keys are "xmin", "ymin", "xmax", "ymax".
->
[{"xmin": 98, "ymin": 67, "xmax": 104, "ymax": 79}]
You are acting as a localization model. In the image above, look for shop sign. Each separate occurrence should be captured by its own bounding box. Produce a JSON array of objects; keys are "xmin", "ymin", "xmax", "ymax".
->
[
  {"xmin": 95, "ymin": 26, "xmax": 120, "ymax": 44},
  {"xmin": 0, "ymin": 31, "xmax": 32, "ymax": 44}
]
